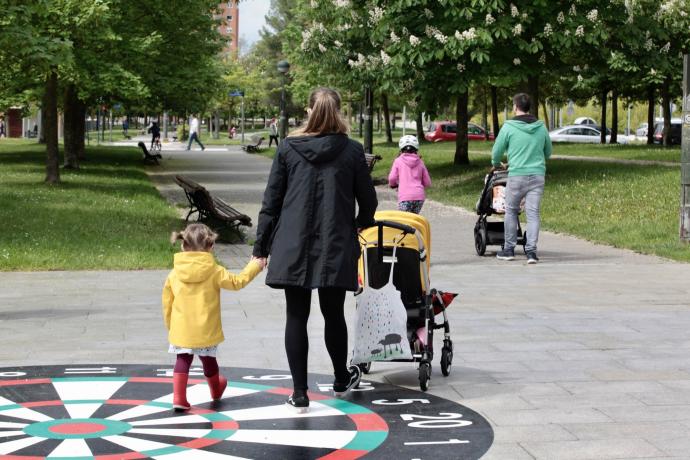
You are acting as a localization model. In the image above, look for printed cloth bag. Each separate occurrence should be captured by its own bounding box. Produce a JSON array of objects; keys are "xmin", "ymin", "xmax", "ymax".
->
[{"xmin": 352, "ymin": 245, "xmax": 413, "ymax": 363}]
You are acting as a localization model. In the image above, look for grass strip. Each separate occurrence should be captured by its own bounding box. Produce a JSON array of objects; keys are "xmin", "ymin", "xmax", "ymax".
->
[{"xmin": 0, "ymin": 140, "xmax": 178, "ymax": 271}]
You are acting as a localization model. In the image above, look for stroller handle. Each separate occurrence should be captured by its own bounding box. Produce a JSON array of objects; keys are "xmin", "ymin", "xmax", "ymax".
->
[{"xmin": 371, "ymin": 220, "xmax": 417, "ymax": 235}]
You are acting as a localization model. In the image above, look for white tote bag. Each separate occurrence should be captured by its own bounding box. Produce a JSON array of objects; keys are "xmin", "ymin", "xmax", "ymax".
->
[{"xmin": 352, "ymin": 245, "xmax": 412, "ymax": 363}]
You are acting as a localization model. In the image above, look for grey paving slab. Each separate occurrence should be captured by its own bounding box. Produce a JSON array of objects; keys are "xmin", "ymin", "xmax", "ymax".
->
[
  {"xmin": 520, "ymin": 438, "xmax": 665, "ymax": 459},
  {"xmin": 2, "ymin": 145, "xmax": 690, "ymax": 459}
]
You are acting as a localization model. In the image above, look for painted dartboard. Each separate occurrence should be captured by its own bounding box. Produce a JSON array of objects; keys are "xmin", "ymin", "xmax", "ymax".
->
[{"xmin": 0, "ymin": 365, "xmax": 493, "ymax": 459}]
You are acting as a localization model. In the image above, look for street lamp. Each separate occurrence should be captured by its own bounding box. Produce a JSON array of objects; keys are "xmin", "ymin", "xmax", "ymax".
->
[{"xmin": 277, "ymin": 60, "xmax": 290, "ymax": 140}]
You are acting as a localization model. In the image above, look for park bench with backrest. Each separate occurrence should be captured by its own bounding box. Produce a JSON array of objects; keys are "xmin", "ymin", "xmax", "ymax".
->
[
  {"xmin": 173, "ymin": 175, "xmax": 252, "ymax": 228},
  {"xmin": 137, "ymin": 141, "xmax": 162, "ymax": 165},
  {"xmin": 241, "ymin": 135, "xmax": 265, "ymax": 153},
  {"xmin": 364, "ymin": 153, "xmax": 382, "ymax": 173}
]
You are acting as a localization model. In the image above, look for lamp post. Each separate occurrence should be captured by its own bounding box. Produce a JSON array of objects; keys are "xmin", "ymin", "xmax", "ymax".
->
[{"xmin": 277, "ymin": 60, "xmax": 290, "ymax": 141}]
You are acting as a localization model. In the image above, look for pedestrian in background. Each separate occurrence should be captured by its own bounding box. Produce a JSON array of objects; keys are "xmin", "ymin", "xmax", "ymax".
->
[
  {"xmin": 491, "ymin": 93, "xmax": 552, "ymax": 264},
  {"xmin": 186, "ymin": 115, "xmax": 206, "ymax": 151},
  {"xmin": 268, "ymin": 117, "xmax": 279, "ymax": 147},
  {"xmin": 388, "ymin": 135, "xmax": 431, "ymax": 214}
]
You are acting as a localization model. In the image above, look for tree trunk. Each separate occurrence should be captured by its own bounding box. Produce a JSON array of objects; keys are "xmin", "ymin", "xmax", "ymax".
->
[
  {"xmin": 39, "ymin": 107, "xmax": 47, "ymax": 144},
  {"xmin": 541, "ymin": 101, "xmax": 550, "ymax": 131},
  {"xmin": 63, "ymin": 84, "xmax": 80, "ymax": 169},
  {"xmin": 363, "ymin": 86, "xmax": 374, "ymax": 154},
  {"xmin": 43, "ymin": 69, "xmax": 60, "ymax": 184},
  {"xmin": 482, "ymin": 87, "xmax": 489, "ymax": 140},
  {"xmin": 415, "ymin": 111, "xmax": 424, "ymax": 141},
  {"xmin": 662, "ymin": 77, "xmax": 671, "ymax": 147},
  {"xmin": 611, "ymin": 89, "xmax": 619, "ymax": 144},
  {"xmin": 392, "ymin": 111, "xmax": 396, "ymax": 130},
  {"xmin": 381, "ymin": 93, "xmax": 392, "ymax": 143},
  {"xmin": 647, "ymin": 86, "xmax": 655, "ymax": 145},
  {"xmin": 490, "ymin": 85, "xmax": 500, "ymax": 137},
  {"xmin": 600, "ymin": 88, "xmax": 608, "ymax": 144},
  {"xmin": 76, "ymin": 101, "xmax": 86, "ymax": 160},
  {"xmin": 527, "ymin": 75, "xmax": 539, "ymax": 118},
  {"xmin": 454, "ymin": 91, "xmax": 470, "ymax": 165}
]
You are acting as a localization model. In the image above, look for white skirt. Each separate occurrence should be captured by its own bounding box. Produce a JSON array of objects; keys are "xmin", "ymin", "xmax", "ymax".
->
[{"xmin": 168, "ymin": 344, "xmax": 218, "ymax": 357}]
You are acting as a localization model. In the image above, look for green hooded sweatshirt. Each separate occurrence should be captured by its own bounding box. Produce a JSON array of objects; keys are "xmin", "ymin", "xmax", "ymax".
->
[{"xmin": 491, "ymin": 116, "xmax": 552, "ymax": 176}]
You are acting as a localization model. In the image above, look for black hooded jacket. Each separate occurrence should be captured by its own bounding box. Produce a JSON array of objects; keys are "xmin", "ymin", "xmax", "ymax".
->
[{"xmin": 253, "ymin": 134, "xmax": 378, "ymax": 290}]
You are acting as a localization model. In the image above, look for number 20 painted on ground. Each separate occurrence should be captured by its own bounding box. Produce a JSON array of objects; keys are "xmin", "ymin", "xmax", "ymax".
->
[{"xmin": 400, "ymin": 412, "xmax": 472, "ymax": 429}]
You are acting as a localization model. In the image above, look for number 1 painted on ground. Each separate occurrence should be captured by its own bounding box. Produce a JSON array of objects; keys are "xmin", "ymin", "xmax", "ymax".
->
[{"xmin": 405, "ymin": 439, "xmax": 469, "ymax": 446}]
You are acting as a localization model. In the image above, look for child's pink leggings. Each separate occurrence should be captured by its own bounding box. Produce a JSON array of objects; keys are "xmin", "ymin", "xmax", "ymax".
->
[{"xmin": 174, "ymin": 353, "xmax": 219, "ymax": 377}]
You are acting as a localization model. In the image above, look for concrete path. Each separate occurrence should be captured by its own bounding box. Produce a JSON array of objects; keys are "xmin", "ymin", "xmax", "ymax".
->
[{"xmin": 2, "ymin": 145, "xmax": 690, "ymax": 459}]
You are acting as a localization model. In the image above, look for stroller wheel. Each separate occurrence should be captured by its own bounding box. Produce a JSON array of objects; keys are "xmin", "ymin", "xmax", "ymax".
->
[
  {"xmin": 358, "ymin": 362, "xmax": 371, "ymax": 374},
  {"xmin": 418, "ymin": 362, "xmax": 431, "ymax": 391},
  {"xmin": 474, "ymin": 231, "xmax": 486, "ymax": 256},
  {"xmin": 441, "ymin": 346, "xmax": 453, "ymax": 377}
]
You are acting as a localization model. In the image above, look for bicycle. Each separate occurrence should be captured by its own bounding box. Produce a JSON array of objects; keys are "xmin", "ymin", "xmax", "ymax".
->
[{"xmin": 151, "ymin": 137, "xmax": 162, "ymax": 154}]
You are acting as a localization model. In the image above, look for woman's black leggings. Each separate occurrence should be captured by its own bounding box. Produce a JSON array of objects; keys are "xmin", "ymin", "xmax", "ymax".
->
[{"xmin": 284, "ymin": 287, "xmax": 349, "ymax": 392}]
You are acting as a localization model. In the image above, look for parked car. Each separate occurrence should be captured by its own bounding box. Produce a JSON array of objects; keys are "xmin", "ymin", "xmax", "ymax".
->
[
  {"xmin": 574, "ymin": 117, "xmax": 597, "ymax": 126},
  {"xmin": 636, "ymin": 122, "xmax": 649, "ymax": 137},
  {"xmin": 549, "ymin": 125, "xmax": 628, "ymax": 144},
  {"xmin": 652, "ymin": 120, "xmax": 682, "ymax": 145},
  {"xmin": 425, "ymin": 121, "xmax": 495, "ymax": 142}
]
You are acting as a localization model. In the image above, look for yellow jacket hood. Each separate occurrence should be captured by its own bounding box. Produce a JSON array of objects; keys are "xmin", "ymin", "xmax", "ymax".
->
[{"xmin": 173, "ymin": 252, "xmax": 217, "ymax": 283}]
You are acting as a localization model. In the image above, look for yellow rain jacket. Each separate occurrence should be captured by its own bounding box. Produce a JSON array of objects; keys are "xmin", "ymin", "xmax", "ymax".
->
[{"xmin": 162, "ymin": 252, "xmax": 261, "ymax": 348}]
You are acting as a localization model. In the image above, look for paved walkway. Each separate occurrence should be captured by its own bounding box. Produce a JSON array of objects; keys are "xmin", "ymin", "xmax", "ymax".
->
[{"xmin": 2, "ymin": 144, "xmax": 690, "ymax": 459}]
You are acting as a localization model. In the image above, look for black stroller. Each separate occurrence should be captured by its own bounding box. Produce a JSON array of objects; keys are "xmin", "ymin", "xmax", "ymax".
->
[{"xmin": 474, "ymin": 169, "xmax": 526, "ymax": 256}]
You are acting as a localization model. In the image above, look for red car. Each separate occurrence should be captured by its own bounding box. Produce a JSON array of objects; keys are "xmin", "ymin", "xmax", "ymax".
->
[{"xmin": 425, "ymin": 121, "xmax": 495, "ymax": 142}]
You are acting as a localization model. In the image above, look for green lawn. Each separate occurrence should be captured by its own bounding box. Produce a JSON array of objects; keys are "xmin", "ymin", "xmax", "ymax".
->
[
  {"xmin": 0, "ymin": 139, "xmax": 179, "ymax": 271},
  {"xmin": 368, "ymin": 137, "xmax": 688, "ymax": 262}
]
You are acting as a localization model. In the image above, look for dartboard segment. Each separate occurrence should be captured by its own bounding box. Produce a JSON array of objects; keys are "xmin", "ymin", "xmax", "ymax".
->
[{"xmin": 0, "ymin": 365, "xmax": 493, "ymax": 459}]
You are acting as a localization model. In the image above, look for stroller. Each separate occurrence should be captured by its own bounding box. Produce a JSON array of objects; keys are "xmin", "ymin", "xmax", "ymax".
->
[
  {"xmin": 356, "ymin": 210, "xmax": 457, "ymax": 391},
  {"xmin": 473, "ymin": 169, "xmax": 526, "ymax": 256}
]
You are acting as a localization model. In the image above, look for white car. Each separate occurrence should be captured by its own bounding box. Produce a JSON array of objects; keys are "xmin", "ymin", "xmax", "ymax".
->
[
  {"xmin": 549, "ymin": 125, "xmax": 628, "ymax": 144},
  {"xmin": 573, "ymin": 117, "xmax": 597, "ymax": 126}
]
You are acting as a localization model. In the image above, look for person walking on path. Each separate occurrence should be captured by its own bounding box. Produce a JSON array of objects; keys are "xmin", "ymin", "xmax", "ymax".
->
[
  {"xmin": 0, "ymin": 117, "xmax": 6, "ymax": 138},
  {"xmin": 186, "ymin": 115, "xmax": 206, "ymax": 151},
  {"xmin": 147, "ymin": 121, "xmax": 160, "ymax": 150},
  {"xmin": 491, "ymin": 93, "xmax": 552, "ymax": 264},
  {"xmin": 253, "ymin": 87, "xmax": 378, "ymax": 413},
  {"xmin": 163, "ymin": 223, "xmax": 264, "ymax": 411},
  {"xmin": 268, "ymin": 117, "xmax": 279, "ymax": 147},
  {"xmin": 388, "ymin": 135, "xmax": 431, "ymax": 214}
]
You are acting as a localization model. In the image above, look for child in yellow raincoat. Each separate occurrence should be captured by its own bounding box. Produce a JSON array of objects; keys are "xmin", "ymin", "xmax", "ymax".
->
[{"xmin": 163, "ymin": 223, "xmax": 264, "ymax": 411}]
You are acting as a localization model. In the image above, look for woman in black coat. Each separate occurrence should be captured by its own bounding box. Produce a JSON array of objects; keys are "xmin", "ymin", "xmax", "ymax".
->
[{"xmin": 253, "ymin": 87, "xmax": 378, "ymax": 412}]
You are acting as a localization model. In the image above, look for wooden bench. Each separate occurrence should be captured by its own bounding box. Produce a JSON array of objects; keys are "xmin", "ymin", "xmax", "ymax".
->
[
  {"xmin": 365, "ymin": 153, "xmax": 382, "ymax": 173},
  {"xmin": 242, "ymin": 135, "xmax": 265, "ymax": 153},
  {"xmin": 173, "ymin": 175, "xmax": 252, "ymax": 228},
  {"xmin": 137, "ymin": 141, "xmax": 162, "ymax": 165}
]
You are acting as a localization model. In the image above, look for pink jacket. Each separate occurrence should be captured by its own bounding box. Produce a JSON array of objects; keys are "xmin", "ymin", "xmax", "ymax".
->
[{"xmin": 388, "ymin": 153, "xmax": 432, "ymax": 202}]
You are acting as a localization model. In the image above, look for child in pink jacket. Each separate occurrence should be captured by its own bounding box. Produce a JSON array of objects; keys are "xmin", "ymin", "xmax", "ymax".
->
[{"xmin": 388, "ymin": 135, "xmax": 431, "ymax": 214}]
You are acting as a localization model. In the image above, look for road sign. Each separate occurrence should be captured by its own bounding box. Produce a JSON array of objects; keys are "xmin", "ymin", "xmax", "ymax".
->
[{"xmin": 229, "ymin": 90, "xmax": 244, "ymax": 97}]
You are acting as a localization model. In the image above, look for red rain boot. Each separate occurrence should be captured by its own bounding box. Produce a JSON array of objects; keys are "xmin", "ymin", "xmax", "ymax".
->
[
  {"xmin": 172, "ymin": 373, "xmax": 191, "ymax": 411},
  {"xmin": 207, "ymin": 373, "xmax": 227, "ymax": 400}
]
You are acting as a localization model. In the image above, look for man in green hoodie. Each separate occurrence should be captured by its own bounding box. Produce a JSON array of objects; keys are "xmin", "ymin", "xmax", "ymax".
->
[{"xmin": 491, "ymin": 93, "xmax": 552, "ymax": 264}]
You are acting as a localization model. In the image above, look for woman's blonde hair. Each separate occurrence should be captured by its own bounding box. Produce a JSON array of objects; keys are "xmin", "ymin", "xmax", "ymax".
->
[
  {"xmin": 171, "ymin": 223, "xmax": 218, "ymax": 251},
  {"xmin": 289, "ymin": 87, "xmax": 349, "ymax": 137}
]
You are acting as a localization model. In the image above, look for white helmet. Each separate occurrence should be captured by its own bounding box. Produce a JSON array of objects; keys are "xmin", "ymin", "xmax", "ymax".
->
[{"xmin": 398, "ymin": 135, "xmax": 419, "ymax": 151}]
